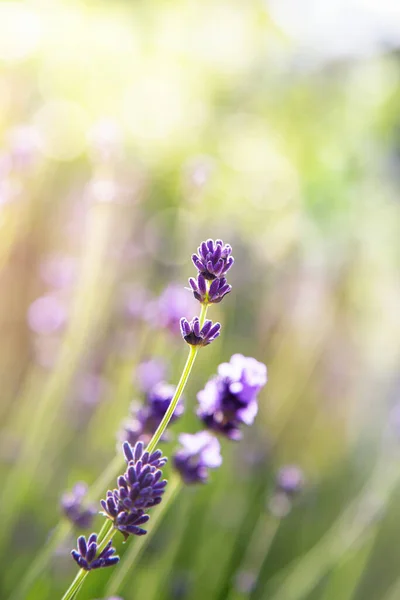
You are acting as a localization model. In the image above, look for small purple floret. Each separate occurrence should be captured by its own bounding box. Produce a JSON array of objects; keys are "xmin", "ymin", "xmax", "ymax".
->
[
  {"xmin": 192, "ymin": 239, "xmax": 234, "ymax": 281},
  {"xmin": 101, "ymin": 441, "xmax": 168, "ymax": 539},
  {"xmin": 173, "ymin": 432, "xmax": 222, "ymax": 484},
  {"xmin": 197, "ymin": 354, "xmax": 267, "ymax": 439},
  {"xmin": 188, "ymin": 274, "xmax": 232, "ymax": 304},
  {"xmin": 71, "ymin": 533, "xmax": 119, "ymax": 571},
  {"xmin": 180, "ymin": 317, "xmax": 221, "ymax": 347},
  {"xmin": 61, "ymin": 482, "xmax": 97, "ymax": 529},
  {"xmin": 276, "ymin": 465, "xmax": 304, "ymax": 496}
]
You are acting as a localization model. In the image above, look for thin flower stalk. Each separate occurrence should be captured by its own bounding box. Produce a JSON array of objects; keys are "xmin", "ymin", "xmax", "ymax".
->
[{"xmin": 61, "ymin": 302, "xmax": 209, "ymax": 600}]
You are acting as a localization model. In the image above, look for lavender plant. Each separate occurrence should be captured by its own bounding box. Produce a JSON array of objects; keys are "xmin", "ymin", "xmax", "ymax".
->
[{"xmin": 61, "ymin": 239, "xmax": 236, "ymax": 599}]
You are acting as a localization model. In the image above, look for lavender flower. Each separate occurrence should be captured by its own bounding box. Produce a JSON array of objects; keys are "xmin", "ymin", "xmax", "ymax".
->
[
  {"xmin": 27, "ymin": 294, "xmax": 67, "ymax": 335},
  {"xmin": 136, "ymin": 359, "xmax": 167, "ymax": 393},
  {"xmin": 276, "ymin": 465, "xmax": 304, "ymax": 496},
  {"xmin": 101, "ymin": 441, "xmax": 168, "ymax": 540},
  {"xmin": 71, "ymin": 534, "xmax": 119, "ymax": 570},
  {"xmin": 173, "ymin": 432, "xmax": 222, "ymax": 484},
  {"xmin": 197, "ymin": 354, "xmax": 267, "ymax": 440},
  {"xmin": 180, "ymin": 317, "xmax": 221, "ymax": 347},
  {"xmin": 188, "ymin": 274, "xmax": 231, "ymax": 304},
  {"xmin": 192, "ymin": 239, "xmax": 234, "ymax": 280},
  {"xmin": 61, "ymin": 482, "xmax": 97, "ymax": 529},
  {"xmin": 121, "ymin": 382, "xmax": 183, "ymax": 446}
]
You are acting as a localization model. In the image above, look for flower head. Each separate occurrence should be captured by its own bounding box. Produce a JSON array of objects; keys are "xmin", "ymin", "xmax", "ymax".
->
[
  {"xmin": 61, "ymin": 482, "xmax": 97, "ymax": 529},
  {"xmin": 71, "ymin": 534, "xmax": 119, "ymax": 571},
  {"xmin": 192, "ymin": 239, "xmax": 234, "ymax": 280},
  {"xmin": 188, "ymin": 274, "xmax": 232, "ymax": 305},
  {"xmin": 101, "ymin": 441, "xmax": 168, "ymax": 539},
  {"xmin": 180, "ymin": 317, "xmax": 221, "ymax": 347},
  {"xmin": 120, "ymin": 381, "xmax": 183, "ymax": 446},
  {"xmin": 197, "ymin": 354, "xmax": 267, "ymax": 440},
  {"xmin": 173, "ymin": 432, "xmax": 222, "ymax": 484}
]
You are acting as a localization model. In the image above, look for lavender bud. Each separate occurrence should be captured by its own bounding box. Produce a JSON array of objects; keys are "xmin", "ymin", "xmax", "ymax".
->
[
  {"xmin": 173, "ymin": 432, "xmax": 222, "ymax": 484},
  {"xmin": 197, "ymin": 354, "xmax": 267, "ymax": 439},
  {"xmin": 276, "ymin": 465, "xmax": 304, "ymax": 496},
  {"xmin": 188, "ymin": 274, "xmax": 232, "ymax": 304},
  {"xmin": 192, "ymin": 239, "xmax": 234, "ymax": 281},
  {"xmin": 180, "ymin": 317, "xmax": 221, "ymax": 347},
  {"xmin": 71, "ymin": 534, "xmax": 119, "ymax": 570},
  {"xmin": 101, "ymin": 441, "xmax": 168, "ymax": 539},
  {"xmin": 61, "ymin": 482, "xmax": 97, "ymax": 529}
]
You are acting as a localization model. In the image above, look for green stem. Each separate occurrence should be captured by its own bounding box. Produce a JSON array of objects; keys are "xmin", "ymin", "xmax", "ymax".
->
[{"xmin": 60, "ymin": 302, "xmax": 209, "ymax": 600}]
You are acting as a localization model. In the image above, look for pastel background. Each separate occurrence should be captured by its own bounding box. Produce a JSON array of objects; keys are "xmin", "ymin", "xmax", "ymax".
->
[{"xmin": 1, "ymin": 1, "xmax": 400, "ymax": 599}]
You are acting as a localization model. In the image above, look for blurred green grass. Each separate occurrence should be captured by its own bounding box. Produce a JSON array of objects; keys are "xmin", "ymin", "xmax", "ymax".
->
[{"xmin": 0, "ymin": 1, "xmax": 400, "ymax": 599}]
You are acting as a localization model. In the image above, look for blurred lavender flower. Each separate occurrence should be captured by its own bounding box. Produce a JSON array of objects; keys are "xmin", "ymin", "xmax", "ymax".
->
[
  {"xmin": 61, "ymin": 482, "xmax": 97, "ymax": 529},
  {"xmin": 101, "ymin": 441, "xmax": 167, "ymax": 539},
  {"xmin": 269, "ymin": 465, "xmax": 305, "ymax": 518},
  {"xmin": 121, "ymin": 382, "xmax": 183, "ymax": 446},
  {"xmin": 152, "ymin": 284, "xmax": 198, "ymax": 335},
  {"xmin": 180, "ymin": 317, "xmax": 221, "ymax": 346},
  {"xmin": 276, "ymin": 465, "xmax": 304, "ymax": 496},
  {"xmin": 8, "ymin": 125, "xmax": 41, "ymax": 171},
  {"xmin": 173, "ymin": 432, "xmax": 222, "ymax": 484},
  {"xmin": 188, "ymin": 274, "xmax": 231, "ymax": 304},
  {"xmin": 192, "ymin": 239, "xmax": 234, "ymax": 280},
  {"xmin": 27, "ymin": 295, "xmax": 67, "ymax": 335},
  {"xmin": 71, "ymin": 534, "xmax": 119, "ymax": 570},
  {"xmin": 197, "ymin": 354, "xmax": 267, "ymax": 440},
  {"xmin": 136, "ymin": 359, "xmax": 167, "ymax": 393},
  {"xmin": 39, "ymin": 255, "xmax": 77, "ymax": 290}
]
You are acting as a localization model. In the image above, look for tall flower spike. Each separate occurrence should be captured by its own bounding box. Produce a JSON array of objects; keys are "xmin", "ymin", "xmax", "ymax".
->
[
  {"xmin": 71, "ymin": 534, "xmax": 119, "ymax": 571},
  {"xmin": 173, "ymin": 432, "xmax": 222, "ymax": 484},
  {"xmin": 101, "ymin": 441, "xmax": 168, "ymax": 540},
  {"xmin": 192, "ymin": 239, "xmax": 234, "ymax": 280},
  {"xmin": 197, "ymin": 354, "xmax": 267, "ymax": 440},
  {"xmin": 188, "ymin": 274, "xmax": 232, "ymax": 304},
  {"xmin": 180, "ymin": 317, "xmax": 221, "ymax": 347}
]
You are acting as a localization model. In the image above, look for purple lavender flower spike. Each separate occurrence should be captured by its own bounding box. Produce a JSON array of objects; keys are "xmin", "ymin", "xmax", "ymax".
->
[
  {"xmin": 276, "ymin": 465, "xmax": 304, "ymax": 496},
  {"xmin": 197, "ymin": 354, "xmax": 267, "ymax": 440},
  {"xmin": 101, "ymin": 441, "xmax": 168, "ymax": 540},
  {"xmin": 71, "ymin": 534, "xmax": 119, "ymax": 570},
  {"xmin": 188, "ymin": 274, "xmax": 232, "ymax": 304},
  {"xmin": 120, "ymin": 382, "xmax": 184, "ymax": 446},
  {"xmin": 61, "ymin": 482, "xmax": 97, "ymax": 529},
  {"xmin": 180, "ymin": 317, "xmax": 221, "ymax": 347},
  {"xmin": 192, "ymin": 239, "xmax": 234, "ymax": 280},
  {"xmin": 173, "ymin": 432, "xmax": 222, "ymax": 484}
]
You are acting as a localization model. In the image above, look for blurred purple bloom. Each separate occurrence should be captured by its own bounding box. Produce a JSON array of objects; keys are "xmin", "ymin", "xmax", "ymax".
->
[
  {"xmin": 154, "ymin": 284, "xmax": 198, "ymax": 335},
  {"xmin": 188, "ymin": 274, "xmax": 231, "ymax": 304},
  {"xmin": 197, "ymin": 354, "xmax": 267, "ymax": 440},
  {"xmin": 101, "ymin": 441, "xmax": 167, "ymax": 539},
  {"xmin": 61, "ymin": 482, "xmax": 97, "ymax": 529},
  {"xmin": 136, "ymin": 359, "xmax": 167, "ymax": 393},
  {"xmin": 8, "ymin": 126, "xmax": 41, "ymax": 170},
  {"xmin": 39, "ymin": 255, "xmax": 77, "ymax": 289},
  {"xmin": 173, "ymin": 431, "xmax": 222, "ymax": 484},
  {"xmin": 276, "ymin": 465, "xmax": 304, "ymax": 496},
  {"xmin": 121, "ymin": 382, "xmax": 183, "ymax": 446},
  {"xmin": 71, "ymin": 533, "xmax": 119, "ymax": 570},
  {"xmin": 180, "ymin": 317, "xmax": 221, "ymax": 347},
  {"xmin": 27, "ymin": 295, "xmax": 67, "ymax": 335},
  {"xmin": 192, "ymin": 239, "xmax": 234, "ymax": 281}
]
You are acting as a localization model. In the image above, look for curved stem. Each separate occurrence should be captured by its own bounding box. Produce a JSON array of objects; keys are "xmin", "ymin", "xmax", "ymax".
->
[{"xmin": 60, "ymin": 302, "xmax": 208, "ymax": 600}]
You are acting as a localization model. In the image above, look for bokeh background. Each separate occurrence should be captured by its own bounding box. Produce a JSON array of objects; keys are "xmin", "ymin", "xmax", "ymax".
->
[{"xmin": 1, "ymin": 1, "xmax": 400, "ymax": 599}]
